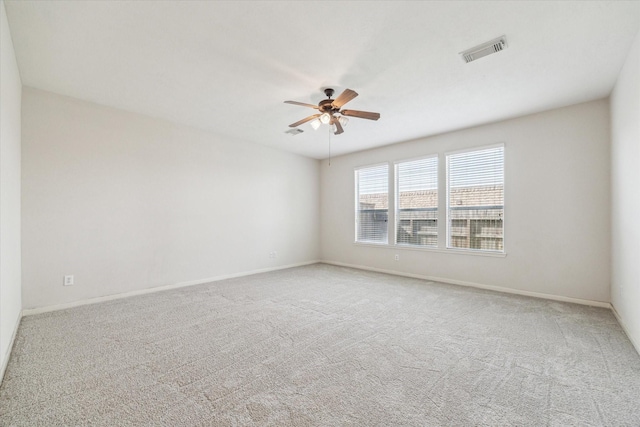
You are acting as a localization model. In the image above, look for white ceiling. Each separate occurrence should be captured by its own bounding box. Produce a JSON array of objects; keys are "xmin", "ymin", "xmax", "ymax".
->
[{"xmin": 5, "ymin": 1, "xmax": 640, "ymax": 159}]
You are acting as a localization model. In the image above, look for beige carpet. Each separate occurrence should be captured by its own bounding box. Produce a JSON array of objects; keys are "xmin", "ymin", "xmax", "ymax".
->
[{"xmin": 1, "ymin": 264, "xmax": 639, "ymax": 426}]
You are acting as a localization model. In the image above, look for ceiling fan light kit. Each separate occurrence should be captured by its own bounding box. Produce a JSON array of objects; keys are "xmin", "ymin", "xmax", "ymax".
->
[
  {"xmin": 320, "ymin": 112, "xmax": 331, "ymax": 124},
  {"xmin": 309, "ymin": 118, "xmax": 321, "ymax": 130},
  {"xmin": 284, "ymin": 88, "xmax": 380, "ymax": 135}
]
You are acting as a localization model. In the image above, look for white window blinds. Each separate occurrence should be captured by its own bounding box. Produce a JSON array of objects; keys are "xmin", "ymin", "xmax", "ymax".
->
[
  {"xmin": 447, "ymin": 146, "xmax": 504, "ymax": 252},
  {"xmin": 355, "ymin": 164, "xmax": 389, "ymax": 243},
  {"xmin": 396, "ymin": 157, "xmax": 438, "ymax": 246}
]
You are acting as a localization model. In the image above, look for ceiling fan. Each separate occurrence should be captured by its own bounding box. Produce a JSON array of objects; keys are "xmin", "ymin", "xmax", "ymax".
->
[{"xmin": 284, "ymin": 88, "xmax": 380, "ymax": 135}]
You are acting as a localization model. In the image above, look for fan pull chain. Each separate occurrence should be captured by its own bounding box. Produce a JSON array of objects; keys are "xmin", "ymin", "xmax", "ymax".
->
[{"xmin": 328, "ymin": 125, "xmax": 332, "ymax": 166}]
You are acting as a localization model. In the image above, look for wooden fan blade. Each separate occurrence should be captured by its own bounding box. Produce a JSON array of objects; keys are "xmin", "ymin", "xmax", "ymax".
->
[
  {"xmin": 289, "ymin": 114, "xmax": 321, "ymax": 128},
  {"xmin": 331, "ymin": 89, "xmax": 358, "ymax": 108},
  {"xmin": 284, "ymin": 100, "xmax": 319, "ymax": 109},
  {"xmin": 341, "ymin": 109, "xmax": 380, "ymax": 121},
  {"xmin": 331, "ymin": 117, "xmax": 344, "ymax": 135}
]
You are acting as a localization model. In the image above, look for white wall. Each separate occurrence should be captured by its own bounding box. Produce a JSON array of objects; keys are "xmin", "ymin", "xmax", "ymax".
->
[
  {"xmin": 21, "ymin": 88, "xmax": 319, "ymax": 309},
  {"xmin": 321, "ymin": 100, "xmax": 611, "ymax": 303},
  {"xmin": 0, "ymin": 0, "xmax": 22, "ymax": 376},
  {"xmin": 611, "ymin": 30, "xmax": 640, "ymax": 351}
]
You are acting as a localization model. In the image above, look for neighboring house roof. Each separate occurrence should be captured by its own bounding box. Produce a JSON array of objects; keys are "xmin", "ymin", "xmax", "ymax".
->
[{"xmin": 359, "ymin": 186, "xmax": 504, "ymax": 210}]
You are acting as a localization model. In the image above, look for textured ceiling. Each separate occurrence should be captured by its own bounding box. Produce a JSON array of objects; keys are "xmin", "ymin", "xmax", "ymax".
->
[{"xmin": 5, "ymin": 1, "xmax": 640, "ymax": 159}]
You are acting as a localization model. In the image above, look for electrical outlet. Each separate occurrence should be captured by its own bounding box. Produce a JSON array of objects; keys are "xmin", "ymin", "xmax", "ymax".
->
[
  {"xmin": 63, "ymin": 275, "xmax": 74, "ymax": 286},
  {"xmin": 394, "ymin": 254, "xmax": 400, "ymax": 261}
]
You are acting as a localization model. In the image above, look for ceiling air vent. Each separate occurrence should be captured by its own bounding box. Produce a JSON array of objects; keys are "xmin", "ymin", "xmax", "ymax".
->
[
  {"xmin": 285, "ymin": 128, "xmax": 303, "ymax": 136},
  {"xmin": 460, "ymin": 36, "xmax": 507, "ymax": 63}
]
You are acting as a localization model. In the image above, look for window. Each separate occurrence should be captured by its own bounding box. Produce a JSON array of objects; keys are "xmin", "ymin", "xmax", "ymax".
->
[
  {"xmin": 355, "ymin": 164, "xmax": 389, "ymax": 243},
  {"xmin": 395, "ymin": 156, "xmax": 438, "ymax": 247},
  {"xmin": 447, "ymin": 145, "xmax": 504, "ymax": 252}
]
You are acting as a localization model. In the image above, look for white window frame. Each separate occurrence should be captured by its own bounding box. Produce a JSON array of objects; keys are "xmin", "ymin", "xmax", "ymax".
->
[
  {"xmin": 394, "ymin": 155, "xmax": 439, "ymax": 248},
  {"xmin": 354, "ymin": 162, "xmax": 390, "ymax": 245},
  {"xmin": 445, "ymin": 143, "xmax": 505, "ymax": 253}
]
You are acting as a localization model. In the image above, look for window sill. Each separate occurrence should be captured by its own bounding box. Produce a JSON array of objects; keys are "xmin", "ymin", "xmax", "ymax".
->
[
  {"xmin": 353, "ymin": 241, "xmax": 507, "ymax": 258},
  {"xmin": 354, "ymin": 240, "xmax": 389, "ymax": 246}
]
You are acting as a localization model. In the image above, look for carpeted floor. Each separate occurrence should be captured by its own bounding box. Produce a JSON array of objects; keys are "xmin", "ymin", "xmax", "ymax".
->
[{"xmin": 1, "ymin": 264, "xmax": 639, "ymax": 426}]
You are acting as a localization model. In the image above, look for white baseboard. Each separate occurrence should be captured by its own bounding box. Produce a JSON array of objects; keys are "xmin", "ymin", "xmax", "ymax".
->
[
  {"xmin": 321, "ymin": 260, "xmax": 612, "ymax": 308},
  {"xmin": 1, "ymin": 310, "xmax": 22, "ymax": 385},
  {"xmin": 22, "ymin": 260, "xmax": 321, "ymax": 316},
  {"xmin": 611, "ymin": 304, "xmax": 640, "ymax": 357},
  {"xmin": 21, "ymin": 257, "xmax": 614, "ymax": 317}
]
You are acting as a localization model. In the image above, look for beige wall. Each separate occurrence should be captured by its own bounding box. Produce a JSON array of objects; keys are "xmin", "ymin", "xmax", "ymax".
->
[
  {"xmin": 321, "ymin": 99, "xmax": 611, "ymax": 303},
  {"xmin": 611, "ymin": 29, "xmax": 640, "ymax": 351},
  {"xmin": 0, "ymin": 0, "xmax": 23, "ymax": 376},
  {"xmin": 21, "ymin": 88, "xmax": 320, "ymax": 309}
]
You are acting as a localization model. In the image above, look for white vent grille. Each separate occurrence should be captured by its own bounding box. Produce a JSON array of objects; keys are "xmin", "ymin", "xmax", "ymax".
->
[{"xmin": 460, "ymin": 36, "xmax": 507, "ymax": 63}]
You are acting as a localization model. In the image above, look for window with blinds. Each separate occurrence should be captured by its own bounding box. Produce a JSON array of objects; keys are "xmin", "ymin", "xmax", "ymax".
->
[
  {"xmin": 395, "ymin": 156, "xmax": 438, "ymax": 246},
  {"xmin": 355, "ymin": 164, "xmax": 389, "ymax": 243},
  {"xmin": 447, "ymin": 145, "xmax": 504, "ymax": 252}
]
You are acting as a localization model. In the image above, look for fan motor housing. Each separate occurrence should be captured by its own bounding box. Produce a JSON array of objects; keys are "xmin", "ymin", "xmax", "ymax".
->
[{"xmin": 318, "ymin": 99, "xmax": 334, "ymax": 112}]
